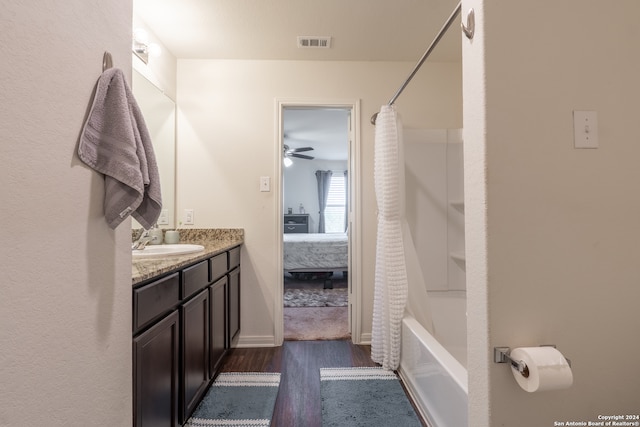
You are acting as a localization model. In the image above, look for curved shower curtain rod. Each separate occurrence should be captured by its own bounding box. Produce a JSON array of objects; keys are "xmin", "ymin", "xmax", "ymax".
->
[{"xmin": 371, "ymin": 1, "xmax": 465, "ymax": 125}]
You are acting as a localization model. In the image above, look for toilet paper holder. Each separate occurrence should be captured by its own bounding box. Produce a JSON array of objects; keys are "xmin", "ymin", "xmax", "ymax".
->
[{"xmin": 494, "ymin": 345, "xmax": 571, "ymax": 378}]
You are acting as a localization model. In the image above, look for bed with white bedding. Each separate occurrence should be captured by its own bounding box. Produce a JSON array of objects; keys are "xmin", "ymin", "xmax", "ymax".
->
[{"xmin": 283, "ymin": 233, "xmax": 348, "ymax": 272}]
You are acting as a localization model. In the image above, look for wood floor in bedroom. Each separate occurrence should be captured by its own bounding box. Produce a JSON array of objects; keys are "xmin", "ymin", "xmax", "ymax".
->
[
  {"xmin": 218, "ymin": 340, "xmax": 429, "ymax": 427},
  {"xmin": 283, "ymin": 270, "xmax": 349, "ymax": 341}
]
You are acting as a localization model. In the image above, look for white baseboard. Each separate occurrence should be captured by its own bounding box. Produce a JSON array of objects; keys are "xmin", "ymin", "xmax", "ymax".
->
[
  {"xmin": 358, "ymin": 332, "xmax": 372, "ymax": 345},
  {"xmin": 236, "ymin": 333, "xmax": 371, "ymax": 347},
  {"xmin": 236, "ymin": 334, "xmax": 278, "ymax": 348}
]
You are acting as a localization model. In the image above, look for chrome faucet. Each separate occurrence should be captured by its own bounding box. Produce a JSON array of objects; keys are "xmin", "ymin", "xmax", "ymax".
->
[{"xmin": 132, "ymin": 229, "xmax": 158, "ymax": 250}]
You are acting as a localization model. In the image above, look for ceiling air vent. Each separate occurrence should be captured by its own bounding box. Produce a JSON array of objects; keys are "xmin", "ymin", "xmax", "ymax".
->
[{"xmin": 297, "ymin": 36, "xmax": 332, "ymax": 49}]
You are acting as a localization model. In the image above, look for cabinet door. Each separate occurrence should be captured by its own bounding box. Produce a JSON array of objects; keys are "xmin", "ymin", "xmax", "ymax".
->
[
  {"xmin": 209, "ymin": 276, "xmax": 227, "ymax": 377},
  {"xmin": 134, "ymin": 310, "xmax": 179, "ymax": 427},
  {"xmin": 228, "ymin": 267, "xmax": 240, "ymax": 346},
  {"xmin": 181, "ymin": 289, "xmax": 210, "ymax": 423}
]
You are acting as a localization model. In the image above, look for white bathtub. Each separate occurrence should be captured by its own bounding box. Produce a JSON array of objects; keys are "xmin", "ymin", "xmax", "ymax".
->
[{"xmin": 399, "ymin": 310, "xmax": 468, "ymax": 426}]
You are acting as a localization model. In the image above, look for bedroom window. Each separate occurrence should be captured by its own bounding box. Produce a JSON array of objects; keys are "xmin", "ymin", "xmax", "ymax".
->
[{"xmin": 324, "ymin": 173, "xmax": 346, "ymax": 233}]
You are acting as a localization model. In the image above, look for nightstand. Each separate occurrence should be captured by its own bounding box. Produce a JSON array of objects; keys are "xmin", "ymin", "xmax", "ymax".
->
[{"xmin": 284, "ymin": 214, "xmax": 309, "ymax": 233}]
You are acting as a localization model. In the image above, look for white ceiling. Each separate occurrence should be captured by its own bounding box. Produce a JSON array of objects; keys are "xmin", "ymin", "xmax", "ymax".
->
[
  {"xmin": 134, "ymin": 0, "xmax": 462, "ymax": 62},
  {"xmin": 133, "ymin": 0, "xmax": 462, "ymax": 161}
]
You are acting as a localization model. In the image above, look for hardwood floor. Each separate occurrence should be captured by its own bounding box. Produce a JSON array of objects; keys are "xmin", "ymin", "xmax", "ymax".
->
[
  {"xmin": 220, "ymin": 340, "xmax": 375, "ymax": 427},
  {"xmin": 219, "ymin": 340, "xmax": 428, "ymax": 427}
]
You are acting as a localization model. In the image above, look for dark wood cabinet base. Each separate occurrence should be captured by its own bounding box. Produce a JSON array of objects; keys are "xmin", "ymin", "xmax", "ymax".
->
[
  {"xmin": 133, "ymin": 311, "xmax": 180, "ymax": 427},
  {"xmin": 133, "ymin": 246, "xmax": 241, "ymax": 427}
]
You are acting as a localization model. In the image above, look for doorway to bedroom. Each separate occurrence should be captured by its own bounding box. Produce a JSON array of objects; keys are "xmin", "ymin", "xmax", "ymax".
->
[{"xmin": 278, "ymin": 102, "xmax": 359, "ymax": 342}]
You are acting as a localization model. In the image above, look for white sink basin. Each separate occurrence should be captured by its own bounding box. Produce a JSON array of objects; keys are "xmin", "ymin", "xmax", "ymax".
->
[{"xmin": 132, "ymin": 244, "xmax": 205, "ymax": 259}]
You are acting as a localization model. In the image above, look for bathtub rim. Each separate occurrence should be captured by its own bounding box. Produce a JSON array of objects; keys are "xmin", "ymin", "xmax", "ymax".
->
[{"xmin": 400, "ymin": 316, "xmax": 468, "ymax": 394}]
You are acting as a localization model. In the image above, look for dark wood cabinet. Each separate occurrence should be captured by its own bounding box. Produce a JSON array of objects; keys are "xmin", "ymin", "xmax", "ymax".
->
[
  {"xmin": 210, "ymin": 252, "xmax": 227, "ymax": 283},
  {"xmin": 181, "ymin": 260, "xmax": 209, "ymax": 300},
  {"xmin": 133, "ymin": 245, "xmax": 241, "ymax": 427},
  {"xmin": 228, "ymin": 267, "xmax": 240, "ymax": 346},
  {"xmin": 228, "ymin": 247, "xmax": 241, "ymax": 346},
  {"xmin": 133, "ymin": 273, "xmax": 180, "ymax": 333},
  {"xmin": 181, "ymin": 289, "xmax": 210, "ymax": 423},
  {"xmin": 209, "ymin": 276, "xmax": 227, "ymax": 376},
  {"xmin": 133, "ymin": 310, "xmax": 180, "ymax": 427}
]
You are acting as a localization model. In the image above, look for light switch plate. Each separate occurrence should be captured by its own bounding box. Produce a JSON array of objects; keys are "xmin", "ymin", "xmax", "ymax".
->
[
  {"xmin": 573, "ymin": 110, "xmax": 598, "ymax": 149},
  {"xmin": 260, "ymin": 176, "xmax": 270, "ymax": 192},
  {"xmin": 183, "ymin": 209, "xmax": 194, "ymax": 225}
]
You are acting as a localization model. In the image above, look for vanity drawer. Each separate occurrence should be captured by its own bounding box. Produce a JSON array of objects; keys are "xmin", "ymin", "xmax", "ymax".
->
[
  {"xmin": 210, "ymin": 253, "xmax": 227, "ymax": 282},
  {"xmin": 182, "ymin": 260, "xmax": 209, "ymax": 300},
  {"xmin": 229, "ymin": 247, "xmax": 240, "ymax": 269},
  {"xmin": 134, "ymin": 272, "xmax": 180, "ymax": 333}
]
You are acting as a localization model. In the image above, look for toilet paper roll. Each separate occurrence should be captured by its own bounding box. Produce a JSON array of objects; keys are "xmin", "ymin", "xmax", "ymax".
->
[{"xmin": 510, "ymin": 347, "xmax": 573, "ymax": 392}]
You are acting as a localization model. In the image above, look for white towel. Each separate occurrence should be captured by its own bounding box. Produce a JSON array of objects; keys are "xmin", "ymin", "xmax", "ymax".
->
[{"xmin": 78, "ymin": 68, "xmax": 162, "ymax": 229}]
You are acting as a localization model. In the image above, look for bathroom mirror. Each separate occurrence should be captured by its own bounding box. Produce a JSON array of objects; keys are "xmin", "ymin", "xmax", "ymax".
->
[{"xmin": 131, "ymin": 70, "xmax": 176, "ymax": 229}]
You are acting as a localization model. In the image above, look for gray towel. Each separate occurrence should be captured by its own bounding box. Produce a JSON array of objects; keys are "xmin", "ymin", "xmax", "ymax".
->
[{"xmin": 78, "ymin": 68, "xmax": 162, "ymax": 229}]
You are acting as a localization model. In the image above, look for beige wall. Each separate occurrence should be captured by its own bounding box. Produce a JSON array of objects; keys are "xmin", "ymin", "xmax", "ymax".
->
[
  {"xmin": 0, "ymin": 2, "xmax": 133, "ymax": 426},
  {"xmin": 464, "ymin": 1, "xmax": 640, "ymax": 425},
  {"xmin": 176, "ymin": 59, "xmax": 462, "ymax": 343}
]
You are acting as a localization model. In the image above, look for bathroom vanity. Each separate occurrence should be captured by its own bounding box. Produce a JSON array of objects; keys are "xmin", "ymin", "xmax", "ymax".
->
[{"xmin": 132, "ymin": 229, "xmax": 243, "ymax": 427}]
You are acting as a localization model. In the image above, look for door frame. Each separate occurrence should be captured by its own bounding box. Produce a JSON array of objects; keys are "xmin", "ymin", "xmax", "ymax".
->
[{"xmin": 274, "ymin": 98, "xmax": 362, "ymax": 345}]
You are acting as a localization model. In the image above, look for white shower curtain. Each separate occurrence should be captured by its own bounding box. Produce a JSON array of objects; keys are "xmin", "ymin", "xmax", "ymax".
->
[{"xmin": 372, "ymin": 105, "xmax": 434, "ymax": 370}]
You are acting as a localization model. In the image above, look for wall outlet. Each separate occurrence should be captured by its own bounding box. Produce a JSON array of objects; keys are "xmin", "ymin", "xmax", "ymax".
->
[{"xmin": 183, "ymin": 209, "xmax": 194, "ymax": 225}]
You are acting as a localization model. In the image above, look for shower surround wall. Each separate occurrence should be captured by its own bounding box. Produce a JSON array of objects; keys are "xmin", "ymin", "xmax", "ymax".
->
[
  {"xmin": 400, "ymin": 128, "xmax": 467, "ymax": 426},
  {"xmin": 405, "ymin": 129, "xmax": 465, "ymax": 292},
  {"xmin": 404, "ymin": 128, "xmax": 466, "ymax": 363}
]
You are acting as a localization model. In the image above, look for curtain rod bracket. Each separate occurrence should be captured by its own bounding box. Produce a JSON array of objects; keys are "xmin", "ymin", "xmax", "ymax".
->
[{"xmin": 462, "ymin": 8, "xmax": 475, "ymax": 39}]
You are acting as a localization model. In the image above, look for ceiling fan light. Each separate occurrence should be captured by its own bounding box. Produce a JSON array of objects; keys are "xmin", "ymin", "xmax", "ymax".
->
[{"xmin": 283, "ymin": 157, "xmax": 293, "ymax": 167}]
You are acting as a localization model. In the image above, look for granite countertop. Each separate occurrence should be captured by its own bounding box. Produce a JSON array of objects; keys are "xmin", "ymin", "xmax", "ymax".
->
[{"xmin": 132, "ymin": 228, "xmax": 244, "ymax": 286}]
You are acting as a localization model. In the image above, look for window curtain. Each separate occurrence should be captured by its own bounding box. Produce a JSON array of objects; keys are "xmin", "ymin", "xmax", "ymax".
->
[
  {"xmin": 343, "ymin": 170, "xmax": 349, "ymax": 232},
  {"xmin": 315, "ymin": 170, "xmax": 333, "ymax": 233}
]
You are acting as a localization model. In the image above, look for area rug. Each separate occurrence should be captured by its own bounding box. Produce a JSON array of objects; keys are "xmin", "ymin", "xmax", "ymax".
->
[
  {"xmin": 184, "ymin": 372, "xmax": 280, "ymax": 427},
  {"xmin": 284, "ymin": 288, "xmax": 348, "ymax": 307},
  {"xmin": 284, "ymin": 307, "xmax": 350, "ymax": 341},
  {"xmin": 320, "ymin": 367, "xmax": 422, "ymax": 427}
]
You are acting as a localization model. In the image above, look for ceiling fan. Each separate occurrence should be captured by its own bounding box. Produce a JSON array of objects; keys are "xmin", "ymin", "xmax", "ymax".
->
[{"xmin": 283, "ymin": 144, "xmax": 315, "ymax": 161}]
